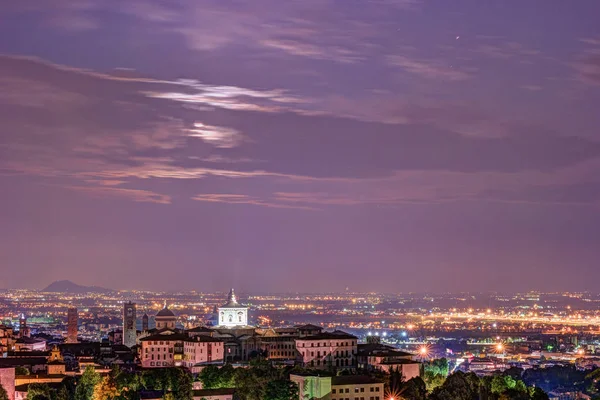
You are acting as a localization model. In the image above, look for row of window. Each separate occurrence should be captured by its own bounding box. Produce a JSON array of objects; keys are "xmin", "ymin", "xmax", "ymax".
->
[
  {"xmin": 332, "ymin": 387, "xmax": 380, "ymax": 394},
  {"xmin": 299, "ymin": 341, "xmax": 356, "ymax": 348},
  {"xmin": 149, "ymin": 361, "xmax": 170, "ymax": 366},
  {"xmin": 309, "ymin": 358, "xmax": 352, "ymax": 367},
  {"xmin": 148, "ymin": 353, "xmax": 172, "ymax": 360},
  {"xmin": 270, "ymin": 351, "xmax": 295, "ymax": 357},
  {"xmin": 332, "ymin": 397, "xmax": 380, "ymax": 400},
  {"xmin": 303, "ymin": 350, "xmax": 354, "ymax": 357}
]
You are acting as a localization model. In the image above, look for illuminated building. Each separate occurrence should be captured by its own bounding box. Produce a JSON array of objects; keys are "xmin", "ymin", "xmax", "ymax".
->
[
  {"xmin": 295, "ymin": 330, "xmax": 357, "ymax": 369},
  {"xmin": 331, "ymin": 376, "xmax": 384, "ymax": 400},
  {"xmin": 290, "ymin": 374, "xmax": 332, "ymax": 400},
  {"xmin": 139, "ymin": 331, "xmax": 224, "ymax": 368},
  {"xmin": 66, "ymin": 307, "xmax": 78, "ymax": 344},
  {"xmin": 290, "ymin": 374, "xmax": 384, "ymax": 400},
  {"xmin": 155, "ymin": 304, "xmax": 177, "ymax": 330},
  {"xmin": 357, "ymin": 343, "xmax": 420, "ymax": 380},
  {"xmin": 46, "ymin": 346, "xmax": 66, "ymax": 375},
  {"xmin": 218, "ymin": 289, "xmax": 248, "ymax": 327},
  {"xmin": 142, "ymin": 313, "xmax": 149, "ymax": 332},
  {"xmin": 18, "ymin": 315, "xmax": 29, "ymax": 339},
  {"xmin": 123, "ymin": 301, "xmax": 137, "ymax": 348}
]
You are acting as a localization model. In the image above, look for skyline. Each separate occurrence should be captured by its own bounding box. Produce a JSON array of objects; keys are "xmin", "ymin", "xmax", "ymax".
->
[{"xmin": 1, "ymin": 1, "xmax": 600, "ymax": 292}]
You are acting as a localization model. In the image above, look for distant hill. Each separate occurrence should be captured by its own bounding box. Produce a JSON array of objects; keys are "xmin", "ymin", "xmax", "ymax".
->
[{"xmin": 42, "ymin": 280, "xmax": 112, "ymax": 293}]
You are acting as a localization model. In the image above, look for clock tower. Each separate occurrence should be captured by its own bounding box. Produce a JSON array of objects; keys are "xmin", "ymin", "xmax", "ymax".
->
[{"xmin": 218, "ymin": 288, "xmax": 248, "ymax": 327}]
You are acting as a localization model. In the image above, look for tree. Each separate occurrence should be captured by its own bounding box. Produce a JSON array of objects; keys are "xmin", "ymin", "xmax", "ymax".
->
[
  {"xmin": 75, "ymin": 366, "xmax": 102, "ymax": 400},
  {"xmin": 170, "ymin": 368, "xmax": 193, "ymax": 400},
  {"xmin": 400, "ymin": 377, "xmax": 426, "ymax": 400},
  {"xmin": 26, "ymin": 383, "xmax": 52, "ymax": 400},
  {"xmin": 264, "ymin": 380, "xmax": 298, "ymax": 400},
  {"xmin": 92, "ymin": 376, "xmax": 120, "ymax": 400},
  {"xmin": 423, "ymin": 359, "xmax": 449, "ymax": 392},
  {"xmin": 54, "ymin": 387, "xmax": 70, "ymax": 400},
  {"xmin": 0, "ymin": 384, "xmax": 8, "ymax": 400},
  {"xmin": 528, "ymin": 387, "xmax": 549, "ymax": 400},
  {"xmin": 429, "ymin": 371, "xmax": 480, "ymax": 400},
  {"xmin": 15, "ymin": 366, "xmax": 30, "ymax": 376}
]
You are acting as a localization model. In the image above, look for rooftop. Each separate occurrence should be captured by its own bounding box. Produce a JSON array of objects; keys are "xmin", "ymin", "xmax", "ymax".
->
[
  {"xmin": 332, "ymin": 376, "xmax": 383, "ymax": 386},
  {"xmin": 297, "ymin": 330, "xmax": 356, "ymax": 341}
]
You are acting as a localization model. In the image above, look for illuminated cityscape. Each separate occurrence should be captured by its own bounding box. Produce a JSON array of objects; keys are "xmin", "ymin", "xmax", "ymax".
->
[{"xmin": 2, "ymin": 0, "xmax": 600, "ymax": 399}]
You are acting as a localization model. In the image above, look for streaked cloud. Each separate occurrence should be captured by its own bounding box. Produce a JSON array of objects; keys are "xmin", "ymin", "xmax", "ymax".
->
[
  {"xmin": 387, "ymin": 55, "xmax": 473, "ymax": 81},
  {"xmin": 192, "ymin": 193, "xmax": 317, "ymax": 211},
  {"xmin": 64, "ymin": 185, "xmax": 171, "ymax": 204},
  {"xmin": 188, "ymin": 122, "xmax": 243, "ymax": 148}
]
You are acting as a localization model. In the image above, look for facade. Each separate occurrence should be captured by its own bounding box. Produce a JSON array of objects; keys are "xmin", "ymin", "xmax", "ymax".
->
[
  {"xmin": 290, "ymin": 374, "xmax": 332, "ymax": 400},
  {"xmin": 356, "ymin": 343, "xmax": 420, "ymax": 380},
  {"xmin": 67, "ymin": 307, "xmax": 78, "ymax": 344},
  {"xmin": 123, "ymin": 301, "xmax": 137, "ymax": 348},
  {"xmin": 139, "ymin": 331, "xmax": 224, "ymax": 368},
  {"xmin": 142, "ymin": 313, "xmax": 149, "ymax": 332},
  {"xmin": 0, "ymin": 367, "xmax": 15, "ymax": 400},
  {"xmin": 155, "ymin": 305, "xmax": 177, "ymax": 330},
  {"xmin": 218, "ymin": 289, "xmax": 248, "ymax": 327},
  {"xmin": 296, "ymin": 331, "xmax": 358, "ymax": 369},
  {"xmin": 14, "ymin": 337, "xmax": 46, "ymax": 352},
  {"xmin": 290, "ymin": 374, "xmax": 384, "ymax": 400},
  {"xmin": 257, "ymin": 328, "xmax": 298, "ymax": 362},
  {"xmin": 46, "ymin": 346, "xmax": 66, "ymax": 375},
  {"xmin": 331, "ymin": 376, "xmax": 384, "ymax": 400},
  {"xmin": 18, "ymin": 315, "xmax": 29, "ymax": 339}
]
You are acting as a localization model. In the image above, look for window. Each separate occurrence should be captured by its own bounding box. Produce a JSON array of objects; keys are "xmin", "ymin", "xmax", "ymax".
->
[
  {"xmin": 355, "ymin": 389, "xmax": 359, "ymax": 393},
  {"xmin": 332, "ymin": 390, "xmax": 336, "ymax": 394},
  {"xmin": 370, "ymin": 388, "xmax": 374, "ymax": 392},
  {"xmin": 375, "ymin": 388, "xmax": 380, "ymax": 392},
  {"xmin": 360, "ymin": 388, "xmax": 365, "ymax": 393},
  {"xmin": 150, "ymin": 362, "xmax": 154, "ymax": 366},
  {"xmin": 345, "ymin": 389, "xmax": 349, "ymax": 394}
]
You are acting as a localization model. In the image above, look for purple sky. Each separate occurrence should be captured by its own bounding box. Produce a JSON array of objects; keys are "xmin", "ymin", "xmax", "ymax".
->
[{"xmin": 1, "ymin": 1, "xmax": 600, "ymax": 293}]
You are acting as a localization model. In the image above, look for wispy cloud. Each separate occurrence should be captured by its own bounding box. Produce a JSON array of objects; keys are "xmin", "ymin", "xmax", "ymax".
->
[
  {"xmin": 64, "ymin": 185, "xmax": 171, "ymax": 204},
  {"xmin": 387, "ymin": 55, "xmax": 473, "ymax": 81},
  {"xmin": 188, "ymin": 122, "xmax": 244, "ymax": 148},
  {"xmin": 192, "ymin": 193, "xmax": 317, "ymax": 211}
]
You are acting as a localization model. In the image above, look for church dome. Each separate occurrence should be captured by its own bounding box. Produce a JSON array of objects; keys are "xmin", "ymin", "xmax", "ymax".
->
[
  {"xmin": 221, "ymin": 288, "xmax": 241, "ymax": 308},
  {"xmin": 156, "ymin": 307, "xmax": 175, "ymax": 317}
]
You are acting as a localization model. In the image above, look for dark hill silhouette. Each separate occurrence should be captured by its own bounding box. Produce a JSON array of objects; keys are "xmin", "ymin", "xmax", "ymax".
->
[{"xmin": 42, "ymin": 280, "xmax": 112, "ymax": 293}]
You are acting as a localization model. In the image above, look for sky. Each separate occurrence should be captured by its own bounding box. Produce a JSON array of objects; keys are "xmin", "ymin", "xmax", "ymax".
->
[{"xmin": 1, "ymin": 0, "xmax": 600, "ymax": 293}]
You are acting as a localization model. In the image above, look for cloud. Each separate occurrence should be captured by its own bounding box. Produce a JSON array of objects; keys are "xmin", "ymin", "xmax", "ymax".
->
[
  {"xmin": 473, "ymin": 40, "xmax": 542, "ymax": 60},
  {"xmin": 64, "ymin": 185, "xmax": 171, "ymax": 204},
  {"xmin": 188, "ymin": 122, "xmax": 243, "ymax": 148},
  {"xmin": 387, "ymin": 55, "xmax": 473, "ymax": 81},
  {"xmin": 192, "ymin": 194, "xmax": 317, "ymax": 211},
  {"xmin": 520, "ymin": 85, "xmax": 543, "ymax": 91}
]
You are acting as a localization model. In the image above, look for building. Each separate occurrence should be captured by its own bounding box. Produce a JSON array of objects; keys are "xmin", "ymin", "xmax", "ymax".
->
[
  {"xmin": 14, "ymin": 337, "xmax": 46, "ymax": 352},
  {"xmin": 142, "ymin": 313, "xmax": 149, "ymax": 332},
  {"xmin": 46, "ymin": 346, "xmax": 66, "ymax": 375},
  {"xmin": 18, "ymin": 315, "xmax": 29, "ymax": 339},
  {"xmin": 290, "ymin": 374, "xmax": 384, "ymax": 400},
  {"xmin": 290, "ymin": 374, "xmax": 332, "ymax": 400},
  {"xmin": 0, "ymin": 367, "xmax": 15, "ymax": 400},
  {"xmin": 218, "ymin": 289, "xmax": 248, "ymax": 327},
  {"xmin": 296, "ymin": 330, "xmax": 358, "ymax": 369},
  {"xmin": 257, "ymin": 328, "xmax": 298, "ymax": 362},
  {"xmin": 357, "ymin": 343, "xmax": 421, "ymax": 380},
  {"xmin": 67, "ymin": 307, "xmax": 78, "ymax": 344},
  {"xmin": 331, "ymin": 376, "xmax": 384, "ymax": 400},
  {"xmin": 123, "ymin": 301, "xmax": 137, "ymax": 348},
  {"xmin": 139, "ymin": 331, "xmax": 224, "ymax": 368},
  {"xmin": 0, "ymin": 325, "xmax": 15, "ymax": 353},
  {"xmin": 155, "ymin": 304, "xmax": 177, "ymax": 331}
]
